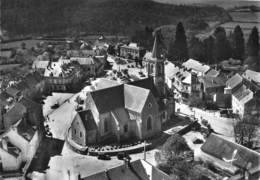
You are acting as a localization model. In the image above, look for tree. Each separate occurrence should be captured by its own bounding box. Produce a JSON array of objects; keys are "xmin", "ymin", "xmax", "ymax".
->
[
  {"xmin": 168, "ymin": 22, "xmax": 188, "ymax": 62},
  {"xmin": 231, "ymin": 25, "xmax": 245, "ymax": 60},
  {"xmin": 162, "ymin": 134, "xmax": 190, "ymax": 158},
  {"xmin": 203, "ymin": 36, "xmax": 215, "ymax": 64},
  {"xmin": 247, "ymin": 26, "xmax": 259, "ymax": 57},
  {"xmin": 189, "ymin": 37, "xmax": 205, "ymax": 62},
  {"xmin": 234, "ymin": 112, "xmax": 259, "ymax": 149},
  {"xmin": 213, "ymin": 26, "xmax": 232, "ymax": 62}
]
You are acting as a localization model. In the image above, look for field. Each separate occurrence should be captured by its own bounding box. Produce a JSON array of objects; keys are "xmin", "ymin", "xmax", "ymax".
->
[
  {"xmin": 221, "ymin": 11, "xmax": 260, "ymax": 41},
  {"xmin": 153, "ymin": 0, "xmax": 260, "ymax": 9}
]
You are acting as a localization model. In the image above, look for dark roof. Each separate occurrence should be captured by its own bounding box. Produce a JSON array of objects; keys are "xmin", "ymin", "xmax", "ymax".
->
[
  {"xmin": 201, "ymin": 133, "xmax": 260, "ymax": 170},
  {"xmin": 0, "ymin": 91, "xmax": 12, "ymax": 106},
  {"xmin": 6, "ymin": 86, "xmax": 21, "ymax": 97},
  {"xmin": 84, "ymin": 160, "xmax": 150, "ymax": 180},
  {"xmin": 78, "ymin": 110, "xmax": 97, "ymax": 131},
  {"xmin": 4, "ymin": 103, "xmax": 27, "ymax": 125},
  {"xmin": 17, "ymin": 118, "xmax": 36, "ymax": 141},
  {"xmin": 202, "ymin": 75, "xmax": 226, "ymax": 89},
  {"xmin": 128, "ymin": 77, "xmax": 159, "ymax": 98},
  {"xmin": 4, "ymin": 97, "xmax": 41, "ymax": 126},
  {"xmin": 23, "ymin": 73, "xmax": 42, "ymax": 89},
  {"xmin": 90, "ymin": 85, "xmax": 124, "ymax": 114}
]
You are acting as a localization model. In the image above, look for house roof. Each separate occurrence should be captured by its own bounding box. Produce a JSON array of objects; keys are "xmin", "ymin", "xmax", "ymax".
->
[
  {"xmin": 78, "ymin": 110, "xmax": 97, "ymax": 131},
  {"xmin": 6, "ymin": 86, "xmax": 21, "ymax": 97},
  {"xmin": 84, "ymin": 160, "xmax": 150, "ymax": 180},
  {"xmin": 124, "ymin": 84, "xmax": 150, "ymax": 113},
  {"xmin": 0, "ymin": 91, "xmax": 12, "ymax": 106},
  {"xmin": 201, "ymin": 75, "xmax": 226, "ymax": 89},
  {"xmin": 70, "ymin": 57, "xmax": 94, "ymax": 65},
  {"xmin": 226, "ymin": 74, "xmax": 243, "ymax": 90},
  {"xmin": 90, "ymin": 81, "xmax": 157, "ymax": 114},
  {"xmin": 243, "ymin": 70, "xmax": 260, "ymax": 84},
  {"xmin": 90, "ymin": 85, "xmax": 124, "ymax": 114},
  {"xmin": 233, "ymin": 85, "xmax": 253, "ymax": 104},
  {"xmin": 23, "ymin": 73, "xmax": 41, "ymax": 89},
  {"xmin": 201, "ymin": 133, "xmax": 260, "ymax": 170},
  {"xmin": 165, "ymin": 61, "xmax": 179, "ymax": 79},
  {"xmin": 16, "ymin": 118, "xmax": 36, "ymax": 141},
  {"xmin": 128, "ymin": 77, "xmax": 159, "ymax": 98},
  {"xmin": 32, "ymin": 60, "xmax": 49, "ymax": 69},
  {"xmin": 182, "ymin": 59, "xmax": 210, "ymax": 75},
  {"xmin": 0, "ymin": 137, "xmax": 21, "ymax": 158},
  {"xmin": 4, "ymin": 97, "xmax": 41, "ymax": 127},
  {"xmin": 205, "ymin": 69, "xmax": 220, "ymax": 77}
]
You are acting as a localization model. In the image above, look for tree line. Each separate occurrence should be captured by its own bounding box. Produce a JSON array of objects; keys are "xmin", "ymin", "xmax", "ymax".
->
[{"xmin": 167, "ymin": 22, "xmax": 259, "ymax": 70}]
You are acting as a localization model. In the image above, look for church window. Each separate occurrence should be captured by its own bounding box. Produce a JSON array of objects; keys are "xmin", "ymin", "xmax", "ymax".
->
[
  {"xmin": 124, "ymin": 124, "xmax": 128, "ymax": 133},
  {"xmin": 147, "ymin": 117, "xmax": 152, "ymax": 130},
  {"xmin": 148, "ymin": 103, "xmax": 152, "ymax": 108}
]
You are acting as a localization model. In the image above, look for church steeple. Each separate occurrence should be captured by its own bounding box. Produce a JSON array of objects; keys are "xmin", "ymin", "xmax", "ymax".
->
[
  {"xmin": 146, "ymin": 30, "xmax": 165, "ymax": 97},
  {"xmin": 151, "ymin": 34, "xmax": 161, "ymax": 59}
]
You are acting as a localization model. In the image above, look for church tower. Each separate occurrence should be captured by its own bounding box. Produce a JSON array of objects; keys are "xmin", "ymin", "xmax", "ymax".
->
[{"xmin": 147, "ymin": 32, "xmax": 165, "ymax": 97}]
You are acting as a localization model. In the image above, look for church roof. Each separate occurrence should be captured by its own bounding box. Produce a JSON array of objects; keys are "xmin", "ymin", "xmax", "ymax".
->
[{"xmin": 151, "ymin": 33, "xmax": 161, "ymax": 59}]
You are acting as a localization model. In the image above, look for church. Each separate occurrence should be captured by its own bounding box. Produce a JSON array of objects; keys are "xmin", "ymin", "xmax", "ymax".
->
[{"xmin": 70, "ymin": 32, "xmax": 174, "ymax": 146}]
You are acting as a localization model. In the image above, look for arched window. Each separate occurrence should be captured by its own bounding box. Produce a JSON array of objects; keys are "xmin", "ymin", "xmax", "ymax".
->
[
  {"xmin": 80, "ymin": 132, "xmax": 82, "ymax": 137},
  {"xmin": 124, "ymin": 124, "xmax": 128, "ymax": 133},
  {"xmin": 147, "ymin": 117, "xmax": 152, "ymax": 131}
]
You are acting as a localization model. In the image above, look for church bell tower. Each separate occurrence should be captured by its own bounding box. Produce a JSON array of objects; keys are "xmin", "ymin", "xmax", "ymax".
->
[{"xmin": 147, "ymin": 32, "xmax": 165, "ymax": 97}]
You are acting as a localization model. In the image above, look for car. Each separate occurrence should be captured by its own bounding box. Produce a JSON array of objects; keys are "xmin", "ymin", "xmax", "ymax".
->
[
  {"xmin": 117, "ymin": 152, "xmax": 131, "ymax": 160},
  {"xmin": 51, "ymin": 103, "xmax": 59, "ymax": 109},
  {"xmin": 97, "ymin": 153, "xmax": 111, "ymax": 160}
]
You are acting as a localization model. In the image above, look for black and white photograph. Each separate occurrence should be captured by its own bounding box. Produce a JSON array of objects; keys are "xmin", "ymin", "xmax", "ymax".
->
[{"xmin": 0, "ymin": 0, "xmax": 260, "ymax": 179}]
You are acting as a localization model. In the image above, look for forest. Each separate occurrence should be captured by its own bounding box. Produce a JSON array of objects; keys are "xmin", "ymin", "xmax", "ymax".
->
[{"xmin": 1, "ymin": 0, "xmax": 231, "ymax": 37}]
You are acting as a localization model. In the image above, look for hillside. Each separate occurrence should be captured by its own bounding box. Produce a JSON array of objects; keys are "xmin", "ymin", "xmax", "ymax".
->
[{"xmin": 1, "ymin": 0, "xmax": 231, "ymax": 38}]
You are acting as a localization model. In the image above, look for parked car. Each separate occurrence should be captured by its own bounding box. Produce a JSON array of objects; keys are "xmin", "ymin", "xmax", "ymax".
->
[
  {"xmin": 97, "ymin": 153, "xmax": 111, "ymax": 160},
  {"xmin": 51, "ymin": 103, "xmax": 59, "ymax": 109},
  {"xmin": 117, "ymin": 152, "xmax": 131, "ymax": 160}
]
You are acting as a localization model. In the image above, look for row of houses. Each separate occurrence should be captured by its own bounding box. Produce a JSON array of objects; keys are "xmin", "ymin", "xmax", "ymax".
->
[
  {"xmin": 165, "ymin": 58, "xmax": 260, "ymax": 118},
  {"xmin": 0, "ymin": 74, "xmax": 43, "ymax": 174}
]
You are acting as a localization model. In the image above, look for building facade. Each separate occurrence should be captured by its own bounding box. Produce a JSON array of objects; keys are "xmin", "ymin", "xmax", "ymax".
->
[{"xmin": 120, "ymin": 43, "xmax": 146, "ymax": 59}]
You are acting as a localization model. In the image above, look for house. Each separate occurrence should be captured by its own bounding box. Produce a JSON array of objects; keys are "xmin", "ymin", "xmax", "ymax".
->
[
  {"xmin": 120, "ymin": 43, "xmax": 146, "ymax": 59},
  {"xmin": 225, "ymin": 73, "xmax": 243, "ymax": 94},
  {"xmin": 164, "ymin": 61, "xmax": 201, "ymax": 102},
  {"xmin": 65, "ymin": 57, "xmax": 96, "ymax": 76},
  {"xmin": 71, "ymin": 83, "xmax": 161, "ymax": 145},
  {"xmin": 82, "ymin": 159, "xmax": 174, "ymax": 180},
  {"xmin": 182, "ymin": 59, "xmax": 210, "ymax": 76},
  {"xmin": 199, "ymin": 74, "xmax": 228, "ymax": 107},
  {"xmin": 3, "ymin": 97, "xmax": 42, "ymax": 130},
  {"xmin": 242, "ymin": 69, "xmax": 260, "ymax": 84},
  {"xmin": 197, "ymin": 133, "xmax": 260, "ymax": 177},
  {"xmin": 5, "ymin": 72, "xmax": 45, "ymax": 100},
  {"xmin": 44, "ymin": 60, "xmax": 83, "ymax": 91},
  {"xmin": 2, "ymin": 117, "xmax": 40, "ymax": 162},
  {"xmin": 225, "ymin": 74, "xmax": 260, "ymax": 118},
  {"xmin": 0, "ymin": 137, "xmax": 22, "ymax": 171}
]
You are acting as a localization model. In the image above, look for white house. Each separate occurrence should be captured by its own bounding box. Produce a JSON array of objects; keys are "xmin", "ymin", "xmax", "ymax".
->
[
  {"xmin": 2, "ymin": 118, "xmax": 40, "ymax": 162},
  {"xmin": 182, "ymin": 59, "xmax": 210, "ymax": 76},
  {"xmin": 0, "ymin": 137, "xmax": 22, "ymax": 171}
]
